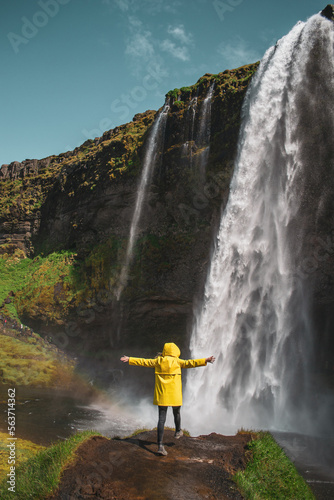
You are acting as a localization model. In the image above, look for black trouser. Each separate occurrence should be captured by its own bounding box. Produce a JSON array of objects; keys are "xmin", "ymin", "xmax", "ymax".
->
[{"xmin": 157, "ymin": 406, "xmax": 181, "ymax": 444}]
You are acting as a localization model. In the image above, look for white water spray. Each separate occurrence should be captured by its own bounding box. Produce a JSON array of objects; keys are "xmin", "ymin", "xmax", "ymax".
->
[
  {"xmin": 186, "ymin": 14, "xmax": 334, "ymax": 435},
  {"xmin": 116, "ymin": 103, "xmax": 169, "ymax": 299}
]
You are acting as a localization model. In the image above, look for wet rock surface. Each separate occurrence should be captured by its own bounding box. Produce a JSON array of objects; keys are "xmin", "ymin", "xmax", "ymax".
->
[{"xmin": 49, "ymin": 430, "xmax": 252, "ymax": 499}]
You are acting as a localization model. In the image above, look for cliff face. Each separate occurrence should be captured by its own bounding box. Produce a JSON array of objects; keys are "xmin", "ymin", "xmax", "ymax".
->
[
  {"xmin": 0, "ymin": 64, "xmax": 259, "ymax": 366},
  {"xmin": 1, "ymin": 56, "xmax": 334, "ymax": 385}
]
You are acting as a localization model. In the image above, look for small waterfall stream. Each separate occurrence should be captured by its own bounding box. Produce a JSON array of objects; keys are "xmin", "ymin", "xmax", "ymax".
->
[
  {"xmin": 187, "ymin": 95, "xmax": 198, "ymax": 170},
  {"xmin": 196, "ymin": 82, "xmax": 215, "ymax": 180},
  {"xmin": 116, "ymin": 103, "xmax": 169, "ymax": 299},
  {"xmin": 185, "ymin": 14, "xmax": 334, "ymax": 435},
  {"xmin": 182, "ymin": 84, "xmax": 214, "ymax": 178}
]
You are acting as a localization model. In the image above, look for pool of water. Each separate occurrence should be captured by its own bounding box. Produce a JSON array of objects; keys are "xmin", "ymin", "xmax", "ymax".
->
[{"xmin": 0, "ymin": 385, "xmax": 151, "ymax": 446}]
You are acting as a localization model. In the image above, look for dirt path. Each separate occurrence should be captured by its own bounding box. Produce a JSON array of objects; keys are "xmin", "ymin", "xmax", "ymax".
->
[{"xmin": 49, "ymin": 430, "xmax": 252, "ymax": 499}]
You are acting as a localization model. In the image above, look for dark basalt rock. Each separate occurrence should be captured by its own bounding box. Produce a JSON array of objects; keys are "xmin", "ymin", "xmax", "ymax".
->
[
  {"xmin": 0, "ymin": 158, "xmax": 51, "ymax": 180},
  {"xmin": 321, "ymin": 4, "xmax": 334, "ymax": 20}
]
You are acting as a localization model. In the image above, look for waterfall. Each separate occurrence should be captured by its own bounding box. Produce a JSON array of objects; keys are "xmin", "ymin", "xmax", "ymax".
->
[
  {"xmin": 182, "ymin": 84, "xmax": 214, "ymax": 179},
  {"xmin": 186, "ymin": 14, "xmax": 334, "ymax": 435},
  {"xmin": 187, "ymin": 95, "xmax": 198, "ymax": 170},
  {"xmin": 195, "ymin": 83, "xmax": 214, "ymax": 180},
  {"xmin": 116, "ymin": 103, "xmax": 170, "ymax": 299}
]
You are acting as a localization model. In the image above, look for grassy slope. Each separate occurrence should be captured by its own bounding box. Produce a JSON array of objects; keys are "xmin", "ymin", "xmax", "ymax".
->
[
  {"xmin": 0, "ymin": 249, "xmax": 76, "ymax": 322},
  {"xmin": 0, "ymin": 331, "xmax": 76, "ymax": 387},
  {"xmin": 233, "ymin": 431, "xmax": 315, "ymax": 499},
  {"xmin": 0, "ymin": 432, "xmax": 45, "ymax": 482},
  {"xmin": 0, "ymin": 430, "xmax": 99, "ymax": 500}
]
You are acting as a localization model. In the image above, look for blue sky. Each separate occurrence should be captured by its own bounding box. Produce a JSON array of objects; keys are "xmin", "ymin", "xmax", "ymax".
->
[{"xmin": 0, "ymin": 0, "xmax": 327, "ymax": 165}]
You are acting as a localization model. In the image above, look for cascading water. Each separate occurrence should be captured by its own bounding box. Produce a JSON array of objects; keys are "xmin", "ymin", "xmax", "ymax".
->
[
  {"xmin": 186, "ymin": 95, "xmax": 198, "ymax": 170},
  {"xmin": 116, "ymin": 103, "xmax": 169, "ymax": 299},
  {"xmin": 195, "ymin": 83, "xmax": 214, "ymax": 180},
  {"xmin": 182, "ymin": 84, "xmax": 214, "ymax": 179},
  {"xmin": 185, "ymin": 13, "xmax": 334, "ymax": 435}
]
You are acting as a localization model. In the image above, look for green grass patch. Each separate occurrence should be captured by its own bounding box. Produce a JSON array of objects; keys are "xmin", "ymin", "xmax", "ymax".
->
[
  {"xmin": 0, "ymin": 250, "xmax": 76, "ymax": 321},
  {"xmin": 233, "ymin": 431, "xmax": 315, "ymax": 499},
  {"xmin": 0, "ymin": 238, "xmax": 123, "ymax": 324},
  {"xmin": 15, "ymin": 251, "xmax": 77, "ymax": 323},
  {"xmin": 0, "ymin": 432, "xmax": 45, "ymax": 482},
  {"xmin": 173, "ymin": 100, "xmax": 184, "ymax": 109},
  {"xmin": 0, "ymin": 430, "xmax": 100, "ymax": 499},
  {"xmin": 0, "ymin": 333, "xmax": 75, "ymax": 387}
]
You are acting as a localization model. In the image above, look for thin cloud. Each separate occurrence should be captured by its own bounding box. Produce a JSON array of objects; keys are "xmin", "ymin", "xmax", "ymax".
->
[
  {"xmin": 124, "ymin": 16, "xmax": 156, "ymax": 75},
  {"xmin": 160, "ymin": 24, "xmax": 194, "ymax": 62},
  {"xmin": 125, "ymin": 31, "xmax": 155, "ymax": 59},
  {"xmin": 167, "ymin": 24, "xmax": 193, "ymax": 46},
  {"xmin": 123, "ymin": 15, "xmax": 168, "ymax": 80},
  {"xmin": 218, "ymin": 37, "xmax": 261, "ymax": 69},
  {"xmin": 160, "ymin": 39, "xmax": 190, "ymax": 61}
]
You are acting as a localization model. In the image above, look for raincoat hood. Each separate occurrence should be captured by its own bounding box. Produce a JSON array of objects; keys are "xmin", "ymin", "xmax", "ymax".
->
[{"xmin": 162, "ymin": 342, "xmax": 180, "ymax": 358}]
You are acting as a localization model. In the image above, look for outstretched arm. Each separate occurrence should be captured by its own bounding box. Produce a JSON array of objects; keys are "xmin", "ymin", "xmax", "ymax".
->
[
  {"xmin": 120, "ymin": 356, "xmax": 157, "ymax": 367},
  {"xmin": 180, "ymin": 355, "xmax": 215, "ymax": 368}
]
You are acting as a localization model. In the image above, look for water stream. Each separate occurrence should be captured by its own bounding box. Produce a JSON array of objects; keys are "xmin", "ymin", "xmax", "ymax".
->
[
  {"xmin": 195, "ymin": 82, "xmax": 215, "ymax": 180},
  {"xmin": 186, "ymin": 13, "xmax": 334, "ymax": 436},
  {"xmin": 186, "ymin": 95, "xmax": 198, "ymax": 170},
  {"xmin": 116, "ymin": 102, "xmax": 170, "ymax": 299}
]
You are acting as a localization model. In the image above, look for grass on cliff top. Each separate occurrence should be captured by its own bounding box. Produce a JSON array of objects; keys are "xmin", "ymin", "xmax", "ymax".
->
[
  {"xmin": 0, "ymin": 110, "xmax": 156, "ymax": 223},
  {"xmin": 0, "ymin": 430, "xmax": 100, "ymax": 500},
  {"xmin": 233, "ymin": 431, "xmax": 315, "ymax": 499},
  {"xmin": 60, "ymin": 109, "xmax": 156, "ymax": 186},
  {"xmin": 0, "ymin": 432, "xmax": 45, "ymax": 483},
  {"xmin": 166, "ymin": 63, "xmax": 259, "ymax": 100}
]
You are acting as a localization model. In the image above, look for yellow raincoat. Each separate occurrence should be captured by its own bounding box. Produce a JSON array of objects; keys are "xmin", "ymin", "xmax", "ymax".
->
[{"xmin": 129, "ymin": 342, "xmax": 207, "ymax": 406}]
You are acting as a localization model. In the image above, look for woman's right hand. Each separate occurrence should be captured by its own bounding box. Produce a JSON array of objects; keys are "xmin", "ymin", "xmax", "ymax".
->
[
  {"xmin": 120, "ymin": 355, "xmax": 129, "ymax": 363},
  {"xmin": 206, "ymin": 356, "xmax": 215, "ymax": 364}
]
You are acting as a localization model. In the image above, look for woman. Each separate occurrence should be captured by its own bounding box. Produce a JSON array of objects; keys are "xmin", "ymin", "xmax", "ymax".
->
[{"xmin": 120, "ymin": 342, "xmax": 215, "ymax": 455}]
